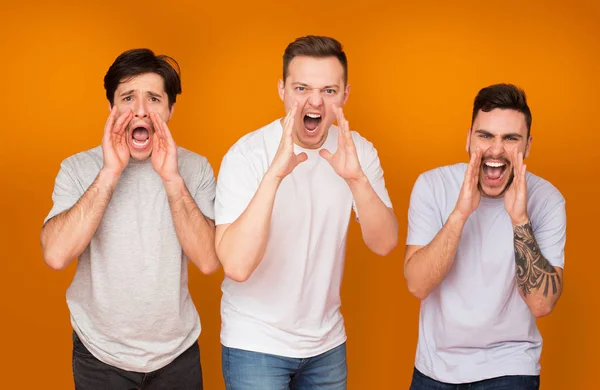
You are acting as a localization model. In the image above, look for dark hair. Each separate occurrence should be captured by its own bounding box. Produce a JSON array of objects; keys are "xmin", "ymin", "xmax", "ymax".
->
[
  {"xmin": 104, "ymin": 48, "xmax": 182, "ymax": 108},
  {"xmin": 283, "ymin": 35, "xmax": 348, "ymax": 84},
  {"xmin": 472, "ymin": 83, "xmax": 532, "ymax": 137}
]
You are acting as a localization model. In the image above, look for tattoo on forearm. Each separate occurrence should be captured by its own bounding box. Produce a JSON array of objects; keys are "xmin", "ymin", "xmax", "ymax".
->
[{"xmin": 514, "ymin": 221, "xmax": 560, "ymax": 297}]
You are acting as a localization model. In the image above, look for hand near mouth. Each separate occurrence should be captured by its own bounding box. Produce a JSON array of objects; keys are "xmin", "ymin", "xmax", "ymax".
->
[
  {"xmin": 504, "ymin": 150, "xmax": 529, "ymax": 226},
  {"xmin": 319, "ymin": 106, "xmax": 364, "ymax": 182},
  {"xmin": 102, "ymin": 107, "xmax": 133, "ymax": 177},
  {"xmin": 268, "ymin": 102, "xmax": 308, "ymax": 181},
  {"xmin": 452, "ymin": 148, "xmax": 483, "ymax": 222},
  {"xmin": 150, "ymin": 112, "xmax": 180, "ymax": 183}
]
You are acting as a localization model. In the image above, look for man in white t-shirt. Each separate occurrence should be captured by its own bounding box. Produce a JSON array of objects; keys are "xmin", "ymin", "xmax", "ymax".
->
[
  {"xmin": 214, "ymin": 35, "xmax": 398, "ymax": 389},
  {"xmin": 405, "ymin": 84, "xmax": 566, "ymax": 389}
]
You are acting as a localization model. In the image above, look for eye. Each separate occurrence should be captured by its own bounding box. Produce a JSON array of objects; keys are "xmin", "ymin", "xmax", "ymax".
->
[
  {"xmin": 123, "ymin": 96, "xmax": 132, "ymax": 102},
  {"xmin": 324, "ymin": 89, "xmax": 336, "ymax": 95},
  {"xmin": 150, "ymin": 97, "xmax": 160, "ymax": 102},
  {"xmin": 295, "ymin": 86, "xmax": 306, "ymax": 92},
  {"xmin": 478, "ymin": 134, "xmax": 491, "ymax": 139},
  {"xmin": 505, "ymin": 136, "xmax": 518, "ymax": 141}
]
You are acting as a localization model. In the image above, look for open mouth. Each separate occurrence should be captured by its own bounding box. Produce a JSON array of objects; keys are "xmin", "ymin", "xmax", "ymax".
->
[
  {"xmin": 303, "ymin": 113, "xmax": 322, "ymax": 134},
  {"xmin": 482, "ymin": 160, "xmax": 508, "ymax": 183},
  {"xmin": 131, "ymin": 126, "xmax": 150, "ymax": 149}
]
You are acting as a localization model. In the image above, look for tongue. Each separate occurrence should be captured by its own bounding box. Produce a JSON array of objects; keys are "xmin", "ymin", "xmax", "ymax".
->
[
  {"xmin": 486, "ymin": 166, "xmax": 503, "ymax": 180},
  {"xmin": 304, "ymin": 116, "xmax": 320, "ymax": 131},
  {"xmin": 132, "ymin": 128, "xmax": 149, "ymax": 141}
]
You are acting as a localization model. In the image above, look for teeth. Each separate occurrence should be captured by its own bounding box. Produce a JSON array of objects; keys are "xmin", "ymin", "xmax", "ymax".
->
[
  {"xmin": 132, "ymin": 139, "xmax": 150, "ymax": 147},
  {"xmin": 485, "ymin": 162, "xmax": 505, "ymax": 167},
  {"xmin": 306, "ymin": 113, "xmax": 321, "ymax": 119}
]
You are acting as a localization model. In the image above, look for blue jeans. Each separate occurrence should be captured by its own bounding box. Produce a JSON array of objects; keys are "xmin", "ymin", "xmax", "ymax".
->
[
  {"xmin": 410, "ymin": 367, "xmax": 540, "ymax": 390},
  {"xmin": 222, "ymin": 342, "xmax": 347, "ymax": 390}
]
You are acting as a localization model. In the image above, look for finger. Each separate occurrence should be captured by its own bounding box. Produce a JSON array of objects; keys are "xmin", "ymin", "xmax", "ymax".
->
[
  {"xmin": 104, "ymin": 106, "xmax": 119, "ymax": 134},
  {"xmin": 113, "ymin": 109, "xmax": 133, "ymax": 135},
  {"xmin": 319, "ymin": 149, "xmax": 333, "ymax": 162},
  {"xmin": 284, "ymin": 102, "xmax": 298, "ymax": 136},
  {"xmin": 150, "ymin": 113, "xmax": 165, "ymax": 140},
  {"xmin": 295, "ymin": 152, "xmax": 308, "ymax": 165}
]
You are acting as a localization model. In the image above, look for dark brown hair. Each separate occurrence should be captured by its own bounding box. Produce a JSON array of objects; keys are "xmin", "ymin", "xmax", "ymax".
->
[
  {"xmin": 283, "ymin": 35, "xmax": 348, "ymax": 84},
  {"xmin": 104, "ymin": 48, "xmax": 182, "ymax": 108},
  {"xmin": 472, "ymin": 83, "xmax": 532, "ymax": 137}
]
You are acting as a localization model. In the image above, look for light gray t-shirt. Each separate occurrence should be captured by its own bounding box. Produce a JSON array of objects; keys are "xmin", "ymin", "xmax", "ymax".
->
[
  {"xmin": 406, "ymin": 163, "xmax": 566, "ymax": 383},
  {"xmin": 44, "ymin": 146, "xmax": 216, "ymax": 372}
]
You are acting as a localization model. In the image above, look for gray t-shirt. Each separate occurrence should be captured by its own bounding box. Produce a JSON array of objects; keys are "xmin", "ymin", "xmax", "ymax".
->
[
  {"xmin": 406, "ymin": 163, "xmax": 566, "ymax": 383},
  {"xmin": 44, "ymin": 146, "xmax": 216, "ymax": 372}
]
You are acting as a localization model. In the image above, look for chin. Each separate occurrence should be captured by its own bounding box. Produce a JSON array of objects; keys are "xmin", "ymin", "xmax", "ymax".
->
[{"xmin": 128, "ymin": 147, "xmax": 152, "ymax": 161}]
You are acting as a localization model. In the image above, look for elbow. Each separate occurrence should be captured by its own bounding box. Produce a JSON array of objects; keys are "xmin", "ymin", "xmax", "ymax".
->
[
  {"xmin": 42, "ymin": 249, "xmax": 70, "ymax": 271},
  {"xmin": 198, "ymin": 261, "xmax": 221, "ymax": 276},
  {"xmin": 531, "ymin": 303, "xmax": 555, "ymax": 318},
  {"xmin": 404, "ymin": 268, "xmax": 430, "ymax": 300},
  {"xmin": 368, "ymin": 235, "xmax": 399, "ymax": 257},
  {"xmin": 222, "ymin": 263, "xmax": 252, "ymax": 283},
  {"xmin": 406, "ymin": 282, "xmax": 430, "ymax": 301}
]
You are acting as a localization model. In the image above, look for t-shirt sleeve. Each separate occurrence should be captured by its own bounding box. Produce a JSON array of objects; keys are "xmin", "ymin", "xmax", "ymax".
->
[
  {"xmin": 192, "ymin": 157, "xmax": 217, "ymax": 220},
  {"xmin": 533, "ymin": 197, "xmax": 566, "ymax": 269},
  {"xmin": 352, "ymin": 133, "xmax": 393, "ymax": 219},
  {"xmin": 43, "ymin": 159, "xmax": 84, "ymax": 225},
  {"xmin": 214, "ymin": 149, "xmax": 261, "ymax": 226},
  {"xmin": 406, "ymin": 173, "xmax": 443, "ymax": 246}
]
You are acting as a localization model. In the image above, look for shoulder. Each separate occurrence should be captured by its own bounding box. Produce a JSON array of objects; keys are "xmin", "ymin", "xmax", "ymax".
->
[
  {"xmin": 61, "ymin": 146, "xmax": 103, "ymax": 173},
  {"xmin": 526, "ymin": 171, "xmax": 565, "ymax": 210},
  {"xmin": 418, "ymin": 163, "xmax": 467, "ymax": 185}
]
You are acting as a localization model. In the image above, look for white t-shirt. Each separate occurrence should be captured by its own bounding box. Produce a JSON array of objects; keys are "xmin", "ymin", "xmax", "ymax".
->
[
  {"xmin": 215, "ymin": 119, "xmax": 393, "ymax": 358},
  {"xmin": 406, "ymin": 163, "xmax": 566, "ymax": 383}
]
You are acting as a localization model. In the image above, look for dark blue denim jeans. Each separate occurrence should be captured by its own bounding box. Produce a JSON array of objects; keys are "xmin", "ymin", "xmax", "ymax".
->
[
  {"xmin": 72, "ymin": 331, "xmax": 203, "ymax": 389},
  {"xmin": 410, "ymin": 367, "xmax": 540, "ymax": 390},
  {"xmin": 222, "ymin": 342, "xmax": 347, "ymax": 390}
]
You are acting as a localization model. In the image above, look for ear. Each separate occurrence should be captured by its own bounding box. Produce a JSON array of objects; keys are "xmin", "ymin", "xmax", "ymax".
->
[
  {"xmin": 168, "ymin": 103, "xmax": 175, "ymax": 121},
  {"xmin": 278, "ymin": 79, "xmax": 285, "ymax": 101},
  {"xmin": 342, "ymin": 84, "xmax": 351, "ymax": 105},
  {"xmin": 465, "ymin": 128, "xmax": 472, "ymax": 153},
  {"xmin": 524, "ymin": 134, "xmax": 532, "ymax": 158}
]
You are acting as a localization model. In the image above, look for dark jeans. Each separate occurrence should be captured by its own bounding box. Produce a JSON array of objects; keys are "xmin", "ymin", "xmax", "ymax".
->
[
  {"xmin": 72, "ymin": 331, "xmax": 203, "ymax": 390},
  {"xmin": 410, "ymin": 367, "xmax": 540, "ymax": 390}
]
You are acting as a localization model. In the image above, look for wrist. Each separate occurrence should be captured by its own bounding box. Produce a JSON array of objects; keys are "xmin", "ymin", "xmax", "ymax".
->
[
  {"xmin": 98, "ymin": 168, "xmax": 121, "ymax": 190},
  {"xmin": 511, "ymin": 215, "xmax": 530, "ymax": 228},
  {"xmin": 263, "ymin": 169, "xmax": 284, "ymax": 186},
  {"xmin": 163, "ymin": 174, "xmax": 185, "ymax": 199},
  {"xmin": 449, "ymin": 209, "xmax": 470, "ymax": 226},
  {"xmin": 346, "ymin": 173, "xmax": 368, "ymax": 188}
]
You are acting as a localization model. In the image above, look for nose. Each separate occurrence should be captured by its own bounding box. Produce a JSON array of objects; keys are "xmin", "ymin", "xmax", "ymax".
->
[
  {"xmin": 307, "ymin": 88, "xmax": 323, "ymax": 107},
  {"xmin": 133, "ymin": 99, "xmax": 148, "ymax": 118},
  {"xmin": 488, "ymin": 137, "xmax": 506, "ymax": 157}
]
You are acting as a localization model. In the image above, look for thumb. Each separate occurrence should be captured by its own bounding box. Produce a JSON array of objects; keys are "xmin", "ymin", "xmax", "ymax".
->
[
  {"xmin": 296, "ymin": 152, "xmax": 308, "ymax": 164},
  {"xmin": 319, "ymin": 149, "xmax": 333, "ymax": 161}
]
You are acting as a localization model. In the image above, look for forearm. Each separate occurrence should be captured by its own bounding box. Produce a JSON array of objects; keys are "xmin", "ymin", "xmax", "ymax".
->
[
  {"xmin": 404, "ymin": 212, "xmax": 466, "ymax": 299},
  {"xmin": 164, "ymin": 177, "xmax": 220, "ymax": 275},
  {"xmin": 40, "ymin": 169, "xmax": 118, "ymax": 270},
  {"xmin": 348, "ymin": 175, "xmax": 398, "ymax": 256},
  {"xmin": 513, "ymin": 220, "xmax": 562, "ymax": 317},
  {"xmin": 216, "ymin": 172, "xmax": 281, "ymax": 282}
]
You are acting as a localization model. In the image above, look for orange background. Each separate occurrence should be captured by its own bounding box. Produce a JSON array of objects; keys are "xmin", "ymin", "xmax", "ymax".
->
[{"xmin": 1, "ymin": 0, "xmax": 598, "ymax": 388}]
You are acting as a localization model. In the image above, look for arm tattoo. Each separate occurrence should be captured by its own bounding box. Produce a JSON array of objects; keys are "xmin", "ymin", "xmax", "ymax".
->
[{"xmin": 514, "ymin": 221, "xmax": 561, "ymax": 297}]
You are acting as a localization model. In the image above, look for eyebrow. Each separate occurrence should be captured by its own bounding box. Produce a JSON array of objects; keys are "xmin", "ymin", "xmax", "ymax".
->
[
  {"xmin": 291, "ymin": 82, "xmax": 340, "ymax": 90},
  {"xmin": 475, "ymin": 129, "xmax": 523, "ymax": 139},
  {"xmin": 118, "ymin": 90, "xmax": 164, "ymax": 98}
]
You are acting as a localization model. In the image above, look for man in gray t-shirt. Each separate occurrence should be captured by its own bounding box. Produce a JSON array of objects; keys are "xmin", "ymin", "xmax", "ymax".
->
[
  {"xmin": 40, "ymin": 49, "xmax": 218, "ymax": 389},
  {"xmin": 404, "ymin": 84, "xmax": 566, "ymax": 389}
]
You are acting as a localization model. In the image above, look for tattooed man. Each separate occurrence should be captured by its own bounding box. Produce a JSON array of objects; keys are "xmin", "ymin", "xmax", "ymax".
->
[{"xmin": 404, "ymin": 84, "xmax": 566, "ymax": 390}]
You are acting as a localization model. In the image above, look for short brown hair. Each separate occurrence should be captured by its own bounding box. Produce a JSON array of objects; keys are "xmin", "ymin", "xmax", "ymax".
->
[
  {"xmin": 283, "ymin": 35, "xmax": 348, "ymax": 84},
  {"xmin": 472, "ymin": 83, "xmax": 532, "ymax": 137},
  {"xmin": 104, "ymin": 48, "xmax": 182, "ymax": 109}
]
